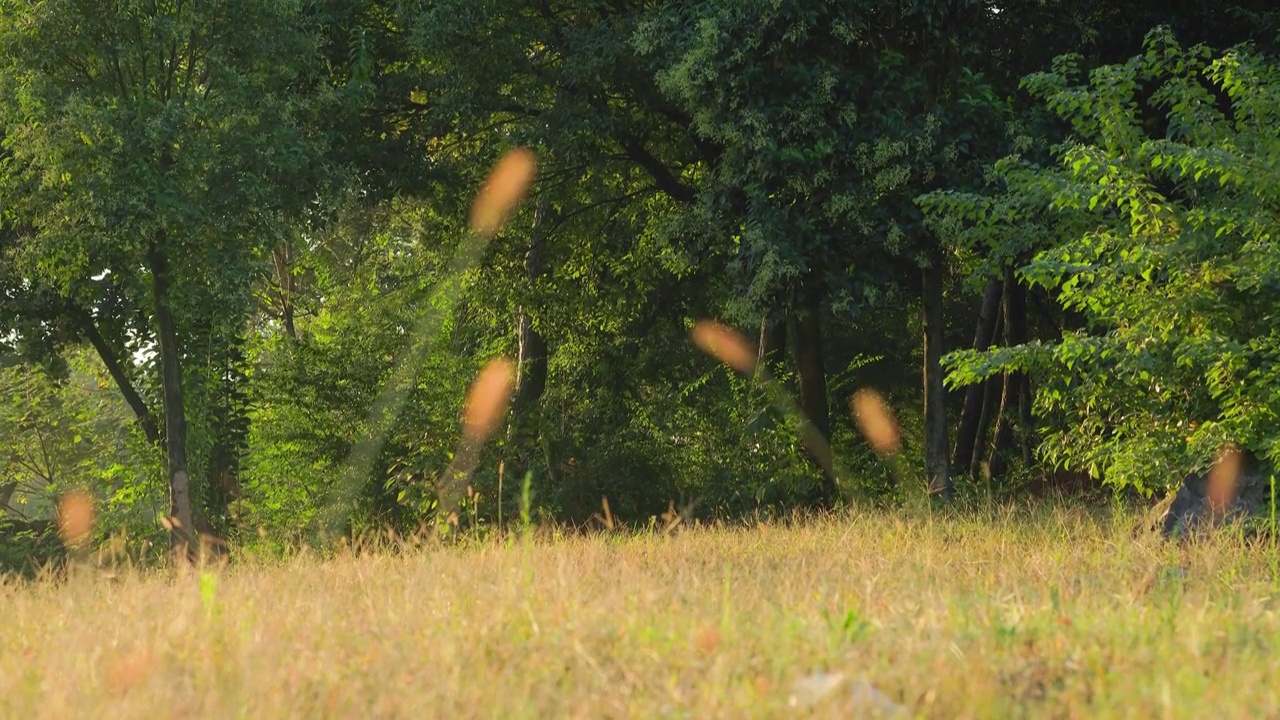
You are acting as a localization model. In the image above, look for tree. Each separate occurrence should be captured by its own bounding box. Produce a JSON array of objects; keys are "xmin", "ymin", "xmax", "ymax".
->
[
  {"xmin": 0, "ymin": 0, "xmax": 332, "ymax": 552},
  {"xmin": 921, "ymin": 1, "xmax": 1278, "ymax": 491},
  {"xmin": 0, "ymin": 347, "xmax": 165, "ymax": 570},
  {"xmin": 636, "ymin": 0, "xmax": 1018, "ymax": 501},
  {"xmin": 931, "ymin": 27, "xmax": 1280, "ymax": 492}
]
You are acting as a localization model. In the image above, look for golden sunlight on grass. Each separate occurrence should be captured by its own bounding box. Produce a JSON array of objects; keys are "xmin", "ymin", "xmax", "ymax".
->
[
  {"xmin": 470, "ymin": 147, "xmax": 538, "ymax": 238},
  {"xmin": 691, "ymin": 320, "xmax": 757, "ymax": 375},
  {"xmin": 104, "ymin": 646, "xmax": 157, "ymax": 696},
  {"xmin": 3, "ymin": 506, "xmax": 1278, "ymax": 718},
  {"xmin": 851, "ymin": 388, "xmax": 901, "ymax": 455}
]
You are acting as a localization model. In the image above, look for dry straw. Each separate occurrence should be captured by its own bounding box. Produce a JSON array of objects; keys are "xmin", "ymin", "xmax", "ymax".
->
[
  {"xmin": 851, "ymin": 389, "xmax": 900, "ymax": 456},
  {"xmin": 690, "ymin": 320, "xmax": 757, "ymax": 375},
  {"xmin": 440, "ymin": 357, "xmax": 519, "ymax": 519},
  {"xmin": 319, "ymin": 147, "xmax": 537, "ymax": 538},
  {"xmin": 1207, "ymin": 444, "xmax": 1242, "ymax": 515},
  {"xmin": 462, "ymin": 358, "xmax": 517, "ymax": 442},
  {"xmin": 470, "ymin": 147, "xmax": 538, "ymax": 238},
  {"xmin": 56, "ymin": 491, "xmax": 95, "ymax": 549}
]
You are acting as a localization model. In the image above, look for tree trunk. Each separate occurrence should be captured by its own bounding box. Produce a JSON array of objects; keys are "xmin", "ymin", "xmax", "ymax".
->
[
  {"xmin": 793, "ymin": 274, "xmax": 836, "ymax": 505},
  {"xmin": 148, "ymin": 237, "xmax": 195, "ymax": 553},
  {"xmin": 503, "ymin": 198, "xmax": 554, "ymax": 519},
  {"xmin": 1018, "ymin": 376, "xmax": 1035, "ymax": 468},
  {"xmin": 514, "ymin": 315, "xmax": 547, "ymax": 413},
  {"xmin": 73, "ymin": 307, "xmax": 160, "ymax": 445},
  {"xmin": 922, "ymin": 258, "xmax": 950, "ymax": 498},
  {"xmin": 972, "ymin": 287, "xmax": 1005, "ymax": 478},
  {"xmin": 951, "ymin": 276, "xmax": 1001, "ymax": 476},
  {"xmin": 205, "ymin": 338, "xmax": 248, "ymax": 538},
  {"xmin": 1006, "ymin": 271, "xmax": 1035, "ymax": 468},
  {"xmin": 757, "ymin": 312, "xmax": 786, "ymax": 380},
  {"xmin": 985, "ymin": 268, "xmax": 1031, "ymax": 479},
  {"xmin": 513, "ymin": 200, "xmax": 551, "ymax": 415},
  {"xmin": 986, "ymin": 372, "xmax": 1016, "ymax": 480},
  {"xmin": 971, "ymin": 373, "xmax": 1001, "ymax": 478},
  {"xmin": 272, "ymin": 243, "xmax": 297, "ymax": 341}
]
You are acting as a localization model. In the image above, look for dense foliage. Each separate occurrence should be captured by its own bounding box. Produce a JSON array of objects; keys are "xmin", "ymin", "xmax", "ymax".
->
[
  {"xmin": 927, "ymin": 27, "xmax": 1280, "ymax": 492},
  {"xmin": 0, "ymin": 0, "xmax": 1277, "ymax": 565}
]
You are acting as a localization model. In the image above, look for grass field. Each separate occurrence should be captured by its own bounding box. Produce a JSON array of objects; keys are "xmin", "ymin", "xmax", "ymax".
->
[{"xmin": 2, "ymin": 502, "xmax": 1278, "ymax": 719}]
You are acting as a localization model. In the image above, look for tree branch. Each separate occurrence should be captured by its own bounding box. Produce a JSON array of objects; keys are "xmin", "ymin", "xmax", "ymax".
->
[
  {"xmin": 71, "ymin": 306, "xmax": 161, "ymax": 445},
  {"xmin": 615, "ymin": 134, "xmax": 697, "ymax": 205}
]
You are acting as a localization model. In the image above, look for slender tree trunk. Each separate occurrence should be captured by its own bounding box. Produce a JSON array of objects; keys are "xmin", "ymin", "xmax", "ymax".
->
[
  {"xmin": 951, "ymin": 276, "xmax": 1001, "ymax": 476},
  {"xmin": 971, "ymin": 373, "xmax": 1001, "ymax": 478},
  {"xmin": 514, "ymin": 316, "xmax": 547, "ymax": 413},
  {"xmin": 148, "ymin": 236, "xmax": 195, "ymax": 553},
  {"xmin": 205, "ymin": 338, "xmax": 247, "ymax": 541},
  {"xmin": 1005, "ymin": 269, "xmax": 1035, "ymax": 468},
  {"xmin": 986, "ymin": 372, "xmax": 1016, "ymax": 480},
  {"xmin": 272, "ymin": 243, "xmax": 297, "ymax": 341},
  {"xmin": 985, "ymin": 268, "xmax": 1031, "ymax": 479},
  {"xmin": 1018, "ymin": 376, "xmax": 1035, "ymax": 467},
  {"xmin": 73, "ymin": 308, "xmax": 160, "ymax": 445},
  {"xmin": 972, "ymin": 288, "xmax": 1005, "ymax": 478},
  {"xmin": 757, "ymin": 312, "xmax": 786, "ymax": 379},
  {"xmin": 513, "ymin": 200, "xmax": 551, "ymax": 415},
  {"xmin": 793, "ymin": 273, "xmax": 836, "ymax": 505},
  {"xmin": 503, "ymin": 198, "xmax": 554, "ymax": 520},
  {"xmin": 922, "ymin": 258, "xmax": 950, "ymax": 498}
]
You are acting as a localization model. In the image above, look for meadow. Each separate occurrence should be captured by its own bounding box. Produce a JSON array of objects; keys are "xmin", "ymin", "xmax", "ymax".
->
[
  {"xmin": 3, "ymin": 502, "xmax": 1277, "ymax": 719},
  {"xmin": 4, "ymin": 6, "xmax": 1280, "ymax": 719}
]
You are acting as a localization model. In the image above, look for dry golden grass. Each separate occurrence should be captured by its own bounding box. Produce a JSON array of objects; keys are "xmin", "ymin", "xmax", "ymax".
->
[
  {"xmin": 469, "ymin": 148, "xmax": 537, "ymax": 238},
  {"xmin": 461, "ymin": 358, "xmax": 517, "ymax": 443},
  {"xmin": 55, "ymin": 492, "xmax": 95, "ymax": 549},
  {"xmin": 691, "ymin": 320, "xmax": 758, "ymax": 375},
  {"xmin": 2, "ymin": 504, "xmax": 1278, "ymax": 718},
  {"xmin": 1208, "ymin": 445, "xmax": 1243, "ymax": 515},
  {"xmin": 851, "ymin": 389, "xmax": 902, "ymax": 456}
]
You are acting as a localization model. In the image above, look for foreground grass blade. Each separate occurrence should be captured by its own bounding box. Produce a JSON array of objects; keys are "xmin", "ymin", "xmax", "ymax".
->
[
  {"xmin": 57, "ymin": 491, "xmax": 95, "ymax": 550},
  {"xmin": 438, "ymin": 358, "xmax": 517, "ymax": 517},
  {"xmin": 690, "ymin": 319, "xmax": 847, "ymax": 498},
  {"xmin": 314, "ymin": 149, "xmax": 536, "ymax": 539}
]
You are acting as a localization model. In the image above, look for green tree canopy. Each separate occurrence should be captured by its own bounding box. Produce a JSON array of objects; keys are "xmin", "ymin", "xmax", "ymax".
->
[{"xmin": 928, "ymin": 27, "xmax": 1280, "ymax": 490}]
